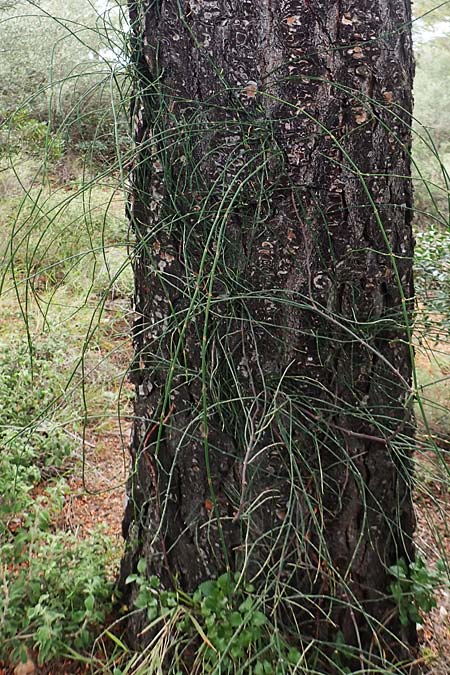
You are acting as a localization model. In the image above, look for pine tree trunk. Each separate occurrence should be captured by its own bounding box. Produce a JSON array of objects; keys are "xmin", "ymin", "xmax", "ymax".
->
[{"xmin": 120, "ymin": 0, "xmax": 416, "ymax": 668}]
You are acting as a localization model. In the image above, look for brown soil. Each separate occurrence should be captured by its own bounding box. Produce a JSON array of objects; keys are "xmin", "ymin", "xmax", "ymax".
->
[{"xmin": 61, "ymin": 429, "xmax": 129, "ymax": 542}]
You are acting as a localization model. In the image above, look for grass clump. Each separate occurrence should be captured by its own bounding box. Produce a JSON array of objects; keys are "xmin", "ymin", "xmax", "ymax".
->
[
  {"xmin": 1, "ymin": 180, "xmax": 132, "ymax": 301},
  {"xmin": 118, "ymin": 567, "xmax": 335, "ymax": 675}
]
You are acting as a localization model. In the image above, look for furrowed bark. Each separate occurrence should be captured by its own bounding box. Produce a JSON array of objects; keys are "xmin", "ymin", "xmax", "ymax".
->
[{"xmin": 119, "ymin": 0, "xmax": 416, "ymax": 667}]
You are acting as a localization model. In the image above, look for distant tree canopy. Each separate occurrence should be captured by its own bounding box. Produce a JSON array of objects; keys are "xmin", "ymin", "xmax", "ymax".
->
[
  {"xmin": 414, "ymin": 0, "xmax": 450, "ymax": 27},
  {"xmin": 412, "ymin": 2, "xmax": 450, "ymax": 221},
  {"xmin": 0, "ymin": 0, "xmax": 128, "ymax": 157}
]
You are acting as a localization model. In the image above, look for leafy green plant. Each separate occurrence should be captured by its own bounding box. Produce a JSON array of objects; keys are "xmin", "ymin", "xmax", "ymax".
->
[
  {"xmin": 0, "ymin": 508, "xmax": 116, "ymax": 664},
  {"xmin": 0, "ymin": 332, "xmax": 118, "ymax": 666},
  {"xmin": 0, "ymin": 0, "xmax": 127, "ymax": 158},
  {"xmin": 0, "ymin": 107, "xmax": 65, "ymax": 160},
  {"xmin": 415, "ymin": 224, "xmax": 450, "ymax": 336},
  {"xmin": 124, "ymin": 566, "xmax": 304, "ymax": 675},
  {"xmin": 0, "ymin": 337, "xmax": 75, "ymax": 517},
  {"xmin": 389, "ymin": 556, "xmax": 448, "ymax": 626},
  {"xmin": 193, "ymin": 573, "xmax": 268, "ymax": 669}
]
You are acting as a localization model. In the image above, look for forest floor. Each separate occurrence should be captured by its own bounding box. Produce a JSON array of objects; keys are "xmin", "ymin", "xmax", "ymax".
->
[
  {"xmin": 5, "ymin": 352, "xmax": 450, "ymax": 675},
  {"xmin": 61, "ymin": 428, "xmax": 128, "ymax": 545},
  {"xmin": 414, "ymin": 341, "xmax": 450, "ymax": 674}
]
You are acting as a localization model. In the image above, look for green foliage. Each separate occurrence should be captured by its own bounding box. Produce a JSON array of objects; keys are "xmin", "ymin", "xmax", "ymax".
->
[
  {"xmin": 389, "ymin": 556, "xmax": 448, "ymax": 626},
  {"xmin": 0, "ymin": 1, "xmax": 129, "ymax": 161},
  {"xmin": 0, "ymin": 333, "xmax": 118, "ymax": 666},
  {"xmin": 0, "ymin": 506, "xmax": 115, "ymax": 664},
  {"xmin": 0, "ymin": 107, "xmax": 65, "ymax": 160},
  {"xmin": 122, "ymin": 559, "xmax": 448, "ymax": 673},
  {"xmin": 125, "ymin": 567, "xmax": 304, "ymax": 674},
  {"xmin": 192, "ymin": 574, "xmax": 268, "ymax": 668},
  {"xmin": 415, "ymin": 224, "xmax": 450, "ymax": 334},
  {"xmin": 0, "ymin": 336, "xmax": 74, "ymax": 515}
]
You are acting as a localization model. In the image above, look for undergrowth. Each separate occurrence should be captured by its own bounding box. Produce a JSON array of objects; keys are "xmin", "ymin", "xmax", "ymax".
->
[
  {"xmin": 0, "ymin": 164, "xmax": 130, "ymax": 667},
  {"xmin": 0, "ymin": 0, "xmax": 131, "ymax": 667},
  {"xmin": 415, "ymin": 224, "xmax": 450, "ymax": 339},
  {"xmin": 115, "ymin": 567, "xmax": 308, "ymax": 675},
  {"xmin": 0, "ymin": 176, "xmax": 132, "ymax": 301},
  {"xmin": 0, "ymin": 333, "xmax": 120, "ymax": 665},
  {"xmin": 1, "ymin": 493, "xmax": 115, "ymax": 665},
  {"xmin": 0, "ymin": 336, "xmax": 75, "ymax": 513}
]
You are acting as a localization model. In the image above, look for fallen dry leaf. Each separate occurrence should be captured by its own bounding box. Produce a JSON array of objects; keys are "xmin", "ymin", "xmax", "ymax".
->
[{"xmin": 14, "ymin": 657, "xmax": 35, "ymax": 675}]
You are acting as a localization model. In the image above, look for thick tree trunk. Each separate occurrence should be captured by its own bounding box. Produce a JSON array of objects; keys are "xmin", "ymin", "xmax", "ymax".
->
[{"xmin": 120, "ymin": 0, "xmax": 416, "ymax": 668}]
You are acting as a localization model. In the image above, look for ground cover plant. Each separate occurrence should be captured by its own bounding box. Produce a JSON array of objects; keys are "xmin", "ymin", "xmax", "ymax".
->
[
  {"xmin": 0, "ymin": 1, "xmax": 449, "ymax": 674},
  {"xmin": 0, "ymin": 106, "xmax": 132, "ymax": 666},
  {"xmin": 0, "ymin": 193, "xmax": 131, "ymax": 665}
]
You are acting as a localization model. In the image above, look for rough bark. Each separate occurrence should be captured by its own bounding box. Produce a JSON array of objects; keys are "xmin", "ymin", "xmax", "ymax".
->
[{"xmin": 120, "ymin": 0, "xmax": 416, "ymax": 668}]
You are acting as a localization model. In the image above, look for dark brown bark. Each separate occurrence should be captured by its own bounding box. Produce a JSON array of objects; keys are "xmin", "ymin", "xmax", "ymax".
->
[{"xmin": 120, "ymin": 0, "xmax": 416, "ymax": 669}]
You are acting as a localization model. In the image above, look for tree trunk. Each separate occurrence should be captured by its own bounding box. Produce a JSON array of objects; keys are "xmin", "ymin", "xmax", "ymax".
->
[{"xmin": 120, "ymin": 0, "xmax": 416, "ymax": 669}]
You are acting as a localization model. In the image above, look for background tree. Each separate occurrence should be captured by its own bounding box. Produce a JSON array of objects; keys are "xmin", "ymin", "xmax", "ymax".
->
[
  {"xmin": 413, "ymin": 1, "xmax": 450, "ymax": 222},
  {"xmin": 0, "ymin": 0, "xmax": 127, "ymax": 162},
  {"xmin": 412, "ymin": 2, "xmax": 450, "ymax": 345},
  {"xmin": 119, "ymin": 0, "xmax": 417, "ymax": 671}
]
